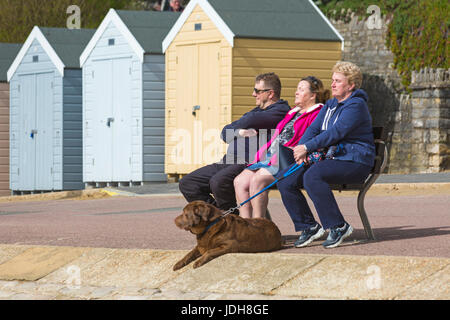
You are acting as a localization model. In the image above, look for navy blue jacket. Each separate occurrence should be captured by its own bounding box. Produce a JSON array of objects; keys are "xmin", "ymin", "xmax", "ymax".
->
[
  {"xmin": 220, "ymin": 100, "xmax": 290, "ymax": 164},
  {"xmin": 299, "ymin": 89, "xmax": 375, "ymax": 167}
]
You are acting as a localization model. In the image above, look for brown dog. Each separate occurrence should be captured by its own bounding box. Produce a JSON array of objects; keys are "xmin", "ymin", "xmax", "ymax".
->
[{"xmin": 173, "ymin": 200, "xmax": 282, "ymax": 270}]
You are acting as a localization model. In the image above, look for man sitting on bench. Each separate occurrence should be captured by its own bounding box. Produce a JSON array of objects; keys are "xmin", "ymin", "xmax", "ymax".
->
[{"xmin": 277, "ymin": 61, "xmax": 376, "ymax": 249}]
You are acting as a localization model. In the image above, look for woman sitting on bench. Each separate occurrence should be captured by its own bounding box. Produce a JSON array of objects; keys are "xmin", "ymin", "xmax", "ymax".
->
[
  {"xmin": 234, "ymin": 76, "xmax": 329, "ymax": 219},
  {"xmin": 277, "ymin": 61, "xmax": 376, "ymax": 249}
]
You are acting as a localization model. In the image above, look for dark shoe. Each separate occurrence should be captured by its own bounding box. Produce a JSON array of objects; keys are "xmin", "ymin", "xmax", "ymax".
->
[
  {"xmin": 322, "ymin": 222, "xmax": 353, "ymax": 248},
  {"xmin": 294, "ymin": 223, "xmax": 325, "ymax": 247}
]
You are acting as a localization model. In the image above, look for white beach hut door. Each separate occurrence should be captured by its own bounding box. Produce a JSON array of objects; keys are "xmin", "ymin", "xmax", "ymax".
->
[
  {"xmin": 34, "ymin": 72, "xmax": 54, "ymax": 190},
  {"xmin": 92, "ymin": 59, "xmax": 113, "ymax": 181},
  {"xmin": 18, "ymin": 72, "xmax": 54, "ymax": 190},
  {"xmin": 111, "ymin": 57, "xmax": 132, "ymax": 181},
  {"xmin": 19, "ymin": 74, "xmax": 36, "ymax": 190},
  {"xmin": 92, "ymin": 57, "xmax": 132, "ymax": 182}
]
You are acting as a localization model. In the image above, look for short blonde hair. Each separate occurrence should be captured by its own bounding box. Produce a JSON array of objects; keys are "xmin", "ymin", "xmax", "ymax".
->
[{"xmin": 332, "ymin": 61, "xmax": 363, "ymax": 90}]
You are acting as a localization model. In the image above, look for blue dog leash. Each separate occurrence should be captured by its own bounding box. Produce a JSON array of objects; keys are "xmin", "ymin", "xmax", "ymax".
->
[
  {"xmin": 221, "ymin": 162, "xmax": 305, "ymax": 216},
  {"xmin": 221, "ymin": 143, "xmax": 344, "ymax": 216}
]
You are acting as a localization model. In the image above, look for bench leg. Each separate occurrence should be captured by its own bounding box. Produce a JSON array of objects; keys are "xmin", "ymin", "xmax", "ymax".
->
[{"xmin": 357, "ymin": 190, "xmax": 376, "ymax": 241}]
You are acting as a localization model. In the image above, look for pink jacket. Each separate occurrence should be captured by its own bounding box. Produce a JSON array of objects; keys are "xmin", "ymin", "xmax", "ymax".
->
[{"xmin": 250, "ymin": 104, "xmax": 323, "ymax": 166}]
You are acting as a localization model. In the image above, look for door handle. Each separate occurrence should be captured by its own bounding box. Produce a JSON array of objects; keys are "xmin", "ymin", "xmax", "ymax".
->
[
  {"xmin": 30, "ymin": 129, "xmax": 37, "ymax": 139},
  {"xmin": 107, "ymin": 117, "xmax": 114, "ymax": 127},
  {"xmin": 192, "ymin": 105, "xmax": 200, "ymax": 116}
]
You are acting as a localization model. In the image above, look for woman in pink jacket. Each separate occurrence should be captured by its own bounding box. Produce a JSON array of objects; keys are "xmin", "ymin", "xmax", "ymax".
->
[{"xmin": 234, "ymin": 76, "xmax": 330, "ymax": 218}]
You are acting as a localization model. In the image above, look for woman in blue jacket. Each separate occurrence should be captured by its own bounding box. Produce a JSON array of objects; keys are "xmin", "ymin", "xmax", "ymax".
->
[{"xmin": 277, "ymin": 61, "xmax": 375, "ymax": 249}]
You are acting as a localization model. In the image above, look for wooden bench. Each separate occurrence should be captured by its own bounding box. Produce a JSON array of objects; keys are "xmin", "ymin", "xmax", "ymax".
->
[{"xmin": 266, "ymin": 126, "xmax": 388, "ymax": 241}]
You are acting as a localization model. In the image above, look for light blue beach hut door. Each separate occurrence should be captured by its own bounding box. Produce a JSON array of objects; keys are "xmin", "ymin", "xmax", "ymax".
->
[
  {"xmin": 92, "ymin": 57, "xmax": 132, "ymax": 181},
  {"xmin": 18, "ymin": 72, "xmax": 54, "ymax": 190}
]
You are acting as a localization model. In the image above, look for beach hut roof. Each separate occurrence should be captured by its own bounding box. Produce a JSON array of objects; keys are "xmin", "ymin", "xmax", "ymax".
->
[
  {"xmin": 80, "ymin": 9, "xmax": 180, "ymax": 67},
  {"xmin": 7, "ymin": 27, "xmax": 95, "ymax": 81},
  {"xmin": 163, "ymin": 0, "xmax": 343, "ymax": 52},
  {"xmin": 0, "ymin": 43, "xmax": 21, "ymax": 82}
]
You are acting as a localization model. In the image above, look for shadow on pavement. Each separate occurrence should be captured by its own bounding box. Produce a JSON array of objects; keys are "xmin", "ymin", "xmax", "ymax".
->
[{"xmin": 281, "ymin": 225, "xmax": 450, "ymax": 249}]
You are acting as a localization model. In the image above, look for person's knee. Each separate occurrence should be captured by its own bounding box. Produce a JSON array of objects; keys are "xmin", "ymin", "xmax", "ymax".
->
[
  {"xmin": 303, "ymin": 167, "xmax": 322, "ymax": 190},
  {"xmin": 179, "ymin": 174, "xmax": 194, "ymax": 193},
  {"xmin": 250, "ymin": 173, "xmax": 266, "ymax": 190},
  {"xmin": 209, "ymin": 176, "xmax": 222, "ymax": 194},
  {"xmin": 233, "ymin": 173, "xmax": 244, "ymax": 191},
  {"xmin": 276, "ymin": 176, "xmax": 296, "ymax": 192},
  {"xmin": 304, "ymin": 166, "xmax": 333, "ymax": 197}
]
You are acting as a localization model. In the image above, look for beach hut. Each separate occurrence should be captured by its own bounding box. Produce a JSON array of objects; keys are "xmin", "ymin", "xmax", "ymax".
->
[
  {"xmin": 162, "ymin": 0, "xmax": 343, "ymax": 177},
  {"xmin": 80, "ymin": 10, "xmax": 180, "ymax": 187},
  {"xmin": 8, "ymin": 27, "xmax": 95, "ymax": 194},
  {"xmin": 0, "ymin": 43, "xmax": 21, "ymax": 196}
]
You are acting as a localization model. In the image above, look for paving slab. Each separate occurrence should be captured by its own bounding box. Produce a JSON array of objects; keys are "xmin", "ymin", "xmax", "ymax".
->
[
  {"xmin": 50, "ymin": 249, "xmax": 188, "ymax": 288},
  {"xmin": 0, "ymin": 244, "xmax": 33, "ymax": 264},
  {"xmin": 272, "ymin": 255, "xmax": 450, "ymax": 300},
  {"xmin": 0, "ymin": 246, "xmax": 86, "ymax": 281},
  {"xmin": 37, "ymin": 247, "xmax": 117, "ymax": 285},
  {"xmin": 162, "ymin": 253, "xmax": 327, "ymax": 295},
  {"xmin": 396, "ymin": 264, "xmax": 450, "ymax": 300}
]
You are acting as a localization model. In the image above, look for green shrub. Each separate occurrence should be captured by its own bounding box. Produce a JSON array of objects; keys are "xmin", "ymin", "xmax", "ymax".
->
[
  {"xmin": 317, "ymin": 0, "xmax": 449, "ymax": 88},
  {"xmin": 0, "ymin": 0, "xmax": 131, "ymax": 43}
]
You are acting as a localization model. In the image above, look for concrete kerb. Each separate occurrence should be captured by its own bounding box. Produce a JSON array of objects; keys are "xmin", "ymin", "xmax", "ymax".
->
[
  {"xmin": 0, "ymin": 189, "xmax": 116, "ymax": 203},
  {"xmin": 0, "ymin": 244, "xmax": 448, "ymax": 300},
  {"xmin": 1, "ymin": 182, "xmax": 450, "ymax": 203}
]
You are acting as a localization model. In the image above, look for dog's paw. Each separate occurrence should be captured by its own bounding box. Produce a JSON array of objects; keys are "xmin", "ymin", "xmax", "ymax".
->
[
  {"xmin": 173, "ymin": 261, "xmax": 184, "ymax": 271},
  {"xmin": 193, "ymin": 259, "xmax": 207, "ymax": 269}
]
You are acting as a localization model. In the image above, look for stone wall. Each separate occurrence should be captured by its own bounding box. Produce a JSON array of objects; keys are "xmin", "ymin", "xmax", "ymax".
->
[
  {"xmin": 408, "ymin": 68, "xmax": 450, "ymax": 172},
  {"xmin": 332, "ymin": 14, "xmax": 450, "ymax": 173}
]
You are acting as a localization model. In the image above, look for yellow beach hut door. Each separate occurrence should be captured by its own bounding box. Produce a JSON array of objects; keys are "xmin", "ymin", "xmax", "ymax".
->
[{"xmin": 175, "ymin": 42, "xmax": 220, "ymax": 173}]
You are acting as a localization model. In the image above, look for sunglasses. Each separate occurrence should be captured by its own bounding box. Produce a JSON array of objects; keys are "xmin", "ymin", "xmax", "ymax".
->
[{"xmin": 253, "ymin": 88, "xmax": 272, "ymax": 94}]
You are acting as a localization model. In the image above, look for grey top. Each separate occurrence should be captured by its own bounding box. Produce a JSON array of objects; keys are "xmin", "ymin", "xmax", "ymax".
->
[
  {"xmin": 39, "ymin": 27, "xmax": 96, "ymax": 68},
  {"xmin": 116, "ymin": 10, "xmax": 181, "ymax": 54},
  {"xmin": 209, "ymin": 0, "xmax": 341, "ymax": 42},
  {"xmin": 269, "ymin": 112, "xmax": 301, "ymax": 155},
  {"xmin": 0, "ymin": 43, "xmax": 21, "ymax": 81}
]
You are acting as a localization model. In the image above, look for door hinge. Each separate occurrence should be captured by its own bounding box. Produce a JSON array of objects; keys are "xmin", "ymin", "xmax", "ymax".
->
[
  {"xmin": 176, "ymin": 56, "xmax": 178, "ymax": 64},
  {"xmin": 17, "ymin": 168, "xmax": 20, "ymax": 175},
  {"xmin": 92, "ymin": 158, "xmax": 95, "ymax": 166},
  {"xmin": 18, "ymin": 84, "xmax": 20, "ymax": 92},
  {"xmin": 92, "ymin": 70, "xmax": 94, "ymax": 78}
]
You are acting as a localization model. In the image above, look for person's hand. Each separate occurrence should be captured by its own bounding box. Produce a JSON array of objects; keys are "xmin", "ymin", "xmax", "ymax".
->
[
  {"xmin": 239, "ymin": 129, "xmax": 257, "ymax": 137},
  {"xmin": 293, "ymin": 144, "xmax": 307, "ymax": 162},
  {"xmin": 295, "ymin": 155, "xmax": 307, "ymax": 165}
]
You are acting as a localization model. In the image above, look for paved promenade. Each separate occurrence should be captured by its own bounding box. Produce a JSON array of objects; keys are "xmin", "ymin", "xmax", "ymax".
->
[{"xmin": 0, "ymin": 173, "xmax": 448, "ymax": 301}]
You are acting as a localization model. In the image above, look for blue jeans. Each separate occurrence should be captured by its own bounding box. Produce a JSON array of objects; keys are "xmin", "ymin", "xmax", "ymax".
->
[{"xmin": 276, "ymin": 159, "xmax": 371, "ymax": 231}]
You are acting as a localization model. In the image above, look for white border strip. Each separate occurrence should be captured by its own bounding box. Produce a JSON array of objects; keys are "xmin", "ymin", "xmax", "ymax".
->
[
  {"xmin": 7, "ymin": 26, "xmax": 66, "ymax": 81},
  {"xmin": 80, "ymin": 9, "xmax": 145, "ymax": 67},
  {"xmin": 308, "ymin": 0, "xmax": 345, "ymax": 51},
  {"xmin": 162, "ymin": 0, "xmax": 235, "ymax": 53}
]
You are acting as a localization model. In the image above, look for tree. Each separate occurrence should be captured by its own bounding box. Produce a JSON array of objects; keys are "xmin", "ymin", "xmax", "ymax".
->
[{"xmin": 0, "ymin": 0, "xmax": 132, "ymax": 43}]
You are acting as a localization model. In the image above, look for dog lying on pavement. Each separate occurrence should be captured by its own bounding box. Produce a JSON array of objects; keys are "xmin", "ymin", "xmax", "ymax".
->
[{"xmin": 173, "ymin": 200, "xmax": 282, "ymax": 270}]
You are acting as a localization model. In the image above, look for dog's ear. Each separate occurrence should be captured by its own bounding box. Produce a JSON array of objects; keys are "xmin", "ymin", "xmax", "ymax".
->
[
  {"xmin": 198, "ymin": 202, "xmax": 222, "ymax": 221},
  {"xmin": 187, "ymin": 206, "xmax": 200, "ymax": 225},
  {"xmin": 198, "ymin": 203, "xmax": 212, "ymax": 221}
]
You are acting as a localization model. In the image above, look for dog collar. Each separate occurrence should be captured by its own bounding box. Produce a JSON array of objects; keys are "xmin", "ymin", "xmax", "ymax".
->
[{"xmin": 199, "ymin": 218, "xmax": 221, "ymax": 237}]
